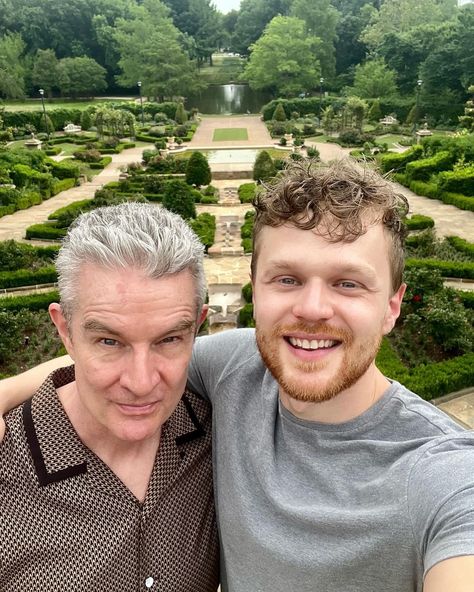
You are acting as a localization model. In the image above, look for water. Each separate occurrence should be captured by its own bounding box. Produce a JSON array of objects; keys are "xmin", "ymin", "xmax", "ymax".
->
[
  {"xmin": 185, "ymin": 84, "xmax": 272, "ymax": 115},
  {"xmin": 206, "ymin": 149, "xmax": 259, "ymax": 164}
]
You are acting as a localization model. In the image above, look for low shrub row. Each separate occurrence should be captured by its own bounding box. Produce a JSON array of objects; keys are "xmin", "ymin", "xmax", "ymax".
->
[
  {"xmin": 89, "ymin": 156, "xmax": 113, "ymax": 169},
  {"xmin": 25, "ymin": 224, "xmax": 67, "ymax": 240},
  {"xmin": 0, "ymin": 290, "xmax": 59, "ymax": 312},
  {"xmin": 405, "ymin": 214, "xmax": 434, "ymax": 230},
  {"xmin": 52, "ymin": 178, "xmax": 76, "ymax": 195},
  {"xmin": 405, "ymin": 258, "xmax": 474, "ymax": 279},
  {"xmin": 379, "ymin": 146, "xmax": 424, "ymax": 173},
  {"xmin": 439, "ymin": 165, "xmax": 474, "ymax": 195},
  {"xmin": 189, "ymin": 213, "xmax": 216, "ymax": 252},
  {"xmin": 405, "ymin": 151, "xmax": 454, "ymax": 182},
  {"xmin": 0, "ymin": 266, "xmax": 57, "ymax": 289},
  {"xmin": 394, "ymin": 175, "xmax": 474, "ymax": 212},
  {"xmin": 446, "ymin": 236, "xmax": 474, "ymax": 257}
]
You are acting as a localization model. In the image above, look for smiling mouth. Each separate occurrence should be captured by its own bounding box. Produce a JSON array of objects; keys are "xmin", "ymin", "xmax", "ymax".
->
[{"xmin": 286, "ymin": 337, "xmax": 340, "ymax": 351}]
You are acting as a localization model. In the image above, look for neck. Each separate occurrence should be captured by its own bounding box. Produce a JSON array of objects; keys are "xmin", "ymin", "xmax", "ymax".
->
[
  {"xmin": 57, "ymin": 382, "xmax": 160, "ymax": 502},
  {"xmin": 279, "ymin": 365, "xmax": 390, "ymax": 424}
]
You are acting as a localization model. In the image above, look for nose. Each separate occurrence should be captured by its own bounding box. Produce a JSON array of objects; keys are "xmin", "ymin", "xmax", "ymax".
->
[
  {"xmin": 291, "ymin": 280, "xmax": 334, "ymax": 322},
  {"xmin": 119, "ymin": 348, "xmax": 160, "ymax": 397}
]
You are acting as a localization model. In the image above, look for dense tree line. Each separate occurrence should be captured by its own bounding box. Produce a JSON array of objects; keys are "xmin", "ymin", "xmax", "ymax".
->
[{"xmin": 0, "ymin": 0, "xmax": 472, "ymax": 109}]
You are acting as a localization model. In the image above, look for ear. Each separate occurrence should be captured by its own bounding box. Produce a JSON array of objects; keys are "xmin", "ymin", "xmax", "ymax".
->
[
  {"xmin": 49, "ymin": 303, "xmax": 75, "ymax": 360},
  {"xmin": 382, "ymin": 283, "xmax": 406, "ymax": 335},
  {"xmin": 196, "ymin": 305, "xmax": 208, "ymax": 333}
]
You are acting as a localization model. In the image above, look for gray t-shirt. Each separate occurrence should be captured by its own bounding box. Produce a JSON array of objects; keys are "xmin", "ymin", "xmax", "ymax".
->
[{"xmin": 188, "ymin": 328, "xmax": 474, "ymax": 592}]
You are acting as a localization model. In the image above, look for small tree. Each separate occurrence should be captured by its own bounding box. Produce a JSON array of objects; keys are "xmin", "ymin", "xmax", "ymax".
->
[
  {"xmin": 185, "ymin": 151, "xmax": 211, "ymax": 187},
  {"xmin": 272, "ymin": 103, "xmax": 287, "ymax": 121},
  {"xmin": 38, "ymin": 113, "xmax": 54, "ymax": 134},
  {"xmin": 368, "ymin": 99, "xmax": 382, "ymax": 123},
  {"xmin": 253, "ymin": 150, "xmax": 276, "ymax": 183},
  {"xmin": 80, "ymin": 109, "xmax": 93, "ymax": 131},
  {"xmin": 406, "ymin": 104, "xmax": 422, "ymax": 126},
  {"xmin": 162, "ymin": 179, "xmax": 197, "ymax": 219},
  {"xmin": 175, "ymin": 102, "xmax": 188, "ymax": 124},
  {"xmin": 459, "ymin": 84, "xmax": 474, "ymax": 131}
]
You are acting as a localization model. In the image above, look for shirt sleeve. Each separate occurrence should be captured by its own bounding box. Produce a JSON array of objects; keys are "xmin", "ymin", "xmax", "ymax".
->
[{"xmin": 407, "ymin": 434, "xmax": 474, "ymax": 576}]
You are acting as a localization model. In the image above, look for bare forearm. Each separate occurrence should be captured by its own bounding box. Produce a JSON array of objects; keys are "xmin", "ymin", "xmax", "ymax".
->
[{"xmin": 0, "ymin": 355, "xmax": 72, "ymax": 414}]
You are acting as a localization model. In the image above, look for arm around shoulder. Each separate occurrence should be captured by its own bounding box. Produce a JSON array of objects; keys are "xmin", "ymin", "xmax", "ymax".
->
[{"xmin": 0, "ymin": 355, "xmax": 72, "ymax": 437}]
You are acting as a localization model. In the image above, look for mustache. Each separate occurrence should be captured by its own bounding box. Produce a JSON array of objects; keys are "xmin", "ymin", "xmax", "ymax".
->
[{"xmin": 271, "ymin": 322, "xmax": 353, "ymax": 342}]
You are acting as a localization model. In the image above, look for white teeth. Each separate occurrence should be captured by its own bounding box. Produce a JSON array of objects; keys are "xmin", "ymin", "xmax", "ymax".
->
[{"xmin": 288, "ymin": 337, "xmax": 336, "ymax": 350}]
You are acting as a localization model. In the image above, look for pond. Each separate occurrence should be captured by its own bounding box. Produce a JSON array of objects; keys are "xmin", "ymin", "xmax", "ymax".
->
[
  {"xmin": 205, "ymin": 149, "xmax": 260, "ymax": 164},
  {"xmin": 185, "ymin": 84, "xmax": 272, "ymax": 115}
]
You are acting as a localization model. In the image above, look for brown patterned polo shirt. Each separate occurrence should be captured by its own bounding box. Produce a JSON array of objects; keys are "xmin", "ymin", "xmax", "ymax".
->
[{"xmin": 0, "ymin": 366, "xmax": 219, "ymax": 592}]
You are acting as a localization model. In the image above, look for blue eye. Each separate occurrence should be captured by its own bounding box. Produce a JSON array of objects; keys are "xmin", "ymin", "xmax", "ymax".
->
[
  {"xmin": 279, "ymin": 277, "xmax": 297, "ymax": 285},
  {"xmin": 101, "ymin": 338, "xmax": 118, "ymax": 346}
]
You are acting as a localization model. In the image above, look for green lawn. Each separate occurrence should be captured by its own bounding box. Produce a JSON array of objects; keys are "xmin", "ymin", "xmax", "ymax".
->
[
  {"xmin": 213, "ymin": 128, "xmax": 248, "ymax": 141},
  {"xmin": 2, "ymin": 99, "xmax": 131, "ymax": 112}
]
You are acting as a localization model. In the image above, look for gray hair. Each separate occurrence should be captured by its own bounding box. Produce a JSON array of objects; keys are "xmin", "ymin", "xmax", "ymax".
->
[{"xmin": 56, "ymin": 202, "xmax": 206, "ymax": 323}]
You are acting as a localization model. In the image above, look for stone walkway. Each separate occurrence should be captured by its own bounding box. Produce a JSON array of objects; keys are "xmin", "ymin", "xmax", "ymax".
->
[
  {"xmin": 0, "ymin": 145, "xmax": 153, "ymax": 242},
  {"xmin": 190, "ymin": 115, "xmax": 273, "ymax": 148}
]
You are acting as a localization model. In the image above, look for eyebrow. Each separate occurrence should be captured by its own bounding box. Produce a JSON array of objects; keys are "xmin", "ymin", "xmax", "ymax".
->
[
  {"xmin": 265, "ymin": 260, "xmax": 378, "ymax": 282},
  {"xmin": 82, "ymin": 318, "xmax": 196, "ymax": 336}
]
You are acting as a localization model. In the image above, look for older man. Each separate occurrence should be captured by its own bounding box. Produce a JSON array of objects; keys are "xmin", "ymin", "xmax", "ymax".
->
[
  {"xmin": 2, "ymin": 161, "xmax": 474, "ymax": 591},
  {"xmin": 0, "ymin": 203, "xmax": 218, "ymax": 591}
]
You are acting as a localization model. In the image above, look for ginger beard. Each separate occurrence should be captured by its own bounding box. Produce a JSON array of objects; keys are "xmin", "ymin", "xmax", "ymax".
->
[{"xmin": 255, "ymin": 322, "xmax": 383, "ymax": 404}]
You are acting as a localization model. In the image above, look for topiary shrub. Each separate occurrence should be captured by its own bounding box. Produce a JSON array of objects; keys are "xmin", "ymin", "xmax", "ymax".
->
[
  {"xmin": 185, "ymin": 151, "xmax": 211, "ymax": 187},
  {"xmin": 253, "ymin": 151, "xmax": 276, "ymax": 183},
  {"xmin": 272, "ymin": 103, "xmax": 287, "ymax": 121},
  {"xmin": 174, "ymin": 102, "xmax": 188, "ymax": 125},
  {"xmin": 238, "ymin": 182, "xmax": 256, "ymax": 203},
  {"xmin": 162, "ymin": 179, "xmax": 197, "ymax": 219},
  {"xmin": 406, "ymin": 214, "xmax": 435, "ymax": 231}
]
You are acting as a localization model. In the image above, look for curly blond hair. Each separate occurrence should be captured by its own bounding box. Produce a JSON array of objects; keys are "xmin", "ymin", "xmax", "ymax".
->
[{"xmin": 251, "ymin": 159, "xmax": 409, "ymax": 291}]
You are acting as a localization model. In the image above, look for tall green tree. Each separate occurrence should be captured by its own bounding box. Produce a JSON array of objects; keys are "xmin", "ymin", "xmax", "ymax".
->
[
  {"xmin": 333, "ymin": 2, "xmax": 376, "ymax": 76},
  {"xmin": 349, "ymin": 58, "xmax": 398, "ymax": 99},
  {"xmin": 290, "ymin": 0, "xmax": 339, "ymax": 80},
  {"xmin": 57, "ymin": 56, "xmax": 107, "ymax": 97},
  {"xmin": 0, "ymin": 33, "xmax": 26, "ymax": 99},
  {"xmin": 360, "ymin": 0, "xmax": 458, "ymax": 51},
  {"xmin": 115, "ymin": 0, "xmax": 202, "ymax": 100},
  {"xmin": 32, "ymin": 49, "xmax": 59, "ymax": 97},
  {"xmin": 243, "ymin": 16, "xmax": 321, "ymax": 97},
  {"xmin": 231, "ymin": 0, "xmax": 291, "ymax": 55}
]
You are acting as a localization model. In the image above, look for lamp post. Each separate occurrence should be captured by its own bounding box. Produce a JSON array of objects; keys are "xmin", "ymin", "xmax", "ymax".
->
[
  {"xmin": 319, "ymin": 77, "xmax": 324, "ymax": 121},
  {"xmin": 137, "ymin": 81, "xmax": 144, "ymax": 127},
  {"xmin": 414, "ymin": 78, "xmax": 422, "ymax": 133},
  {"xmin": 39, "ymin": 88, "xmax": 49, "ymax": 141}
]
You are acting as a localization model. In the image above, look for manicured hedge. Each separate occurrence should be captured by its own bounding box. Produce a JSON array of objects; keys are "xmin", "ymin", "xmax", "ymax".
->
[
  {"xmin": 379, "ymin": 145, "xmax": 424, "ymax": 173},
  {"xmin": 89, "ymin": 156, "xmax": 112, "ymax": 169},
  {"xmin": 438, "ymin": 166, "xmax": 474, "ymax": 196},
  {"xmin": 189, "ymin": 212, "xmax": 216, "ymax": 252},
  {"xmin": 405, "ymin": 258, "xmax": 474, "ymax": 279},
  {"xmin": 25, "ymin": 224, "xmax": 67, "ymax": 240},
  {"xmin": 405, "ymin": 151, "xmax": 454, "ymax": 182},
  {"xmin": 48, "ymin": 199, "xmax": 93, "ymax": 220},
  {"xmin": 46, "ymin": 134, "xmax": 98, "ymax": 146},
  {"xmin": 457, "ymin": 290, "xmax": 474, "ymax": 309},
  {"xmin": 238, "ymin": 182, "xmax": 256, "ymax": 203},
  {"xmin": 0, "ymin": 266, "xmax": 57, "ymax": 289},
  {"xmin": 52, "ymin": 178, "xmax": 76, "ymax": 195},
  {"xmin": 49, "ymin": 160, "xmax": 80, "ymax": 180},
  {"xmin": 394, "ymin": 176, "xmax": 474, "ymax": 212},
  {"xmin": 446, "ymin": 236, "xmax": 474, "ymax": 257},
  {"xmin": 441, "ymin": 192, "xmax": 474, "ymax": 211},
  {"xmin": 0, "ymin": 290, "xmax": 59, "ymax": 311},
  {"xmin": 403, "ymin": 353, "xmax": 474, "ymax": 400},
  {"xmin": 405, "ymin": 214, "xmax": 434, "ymax": 230}
]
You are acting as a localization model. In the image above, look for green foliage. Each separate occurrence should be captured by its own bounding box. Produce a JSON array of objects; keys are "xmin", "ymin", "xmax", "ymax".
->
[
  {"xmin": 0, "ymin": 33, "xmax": 26, "ymax": 99},
  {"xmin": 379, "ymin": 145, "xmax": 424, "ymax": 173},
  {"xmin": 80, "ymin": 109, "xmax": 93, "ymax": 131},
  {"xmin": 405, "ymin": 214, "xmax": 434, "ymax": 231},
  {"xmin": 0, "ymin": 291, "xmax": 59, "ymax": 312},
  {"xmin": 241, "ymin": 210, "xmax": 255, "ymax": 252},
  {"xmin": 405, "ymin": 258, "xmax": 474, "ymax": 280},
  {"xmin": 238, "ymin": 182, "xmax": 256, "ymax": 203},
  {"xmin": 49, "ymin": 159, "xmax": 80, "ymax": 181},
  {"xmin": 51, "ymin": 178, "xmax": 76, "ymax": 196},
  {"xmin": 242, "ymin": 282, "xmax": 253, "ymax": 304},
  {"xmin": 57, "ymin": 56, "xmax": 107, "ymax": 98},
  {"xmin": 438, "ymin": 166, "xmax": 474, "ymax": 196},
  {"xmin": 272, "ymin": 103, "xmax": 287, "ymax": 121},
  {"xmin": 238, "ymin": 303, "xmax": 255, "ymax": 328},
  {"xmin": 189, "ymin": 212, "xmax": 216, "ymax": 252},
  {"xmin": 367, "ymin": 99, "xmax": 382, "ymax": 122},
  {"xmin": 174, "ymin": 102, "xmax": 187, "ymax": 125},
  {"xmin": 162, "ymin": 179, "xmax": 197, "ymax": 220},
  {"xmin": 253, "ymin": 150, "xmax": 276, "ymax": 183},
  {"xmin": 446, "ymin": 236, "xmax": 474, "ymax": 258},
  {"xmin": 243, "ymin": 16, "xmax": 322, "ymax": 97},
  {"xmin": 0, "ymin": 266, "xmax": 57, "ymax": 289},
  {"xmin": 349, "ymin": 58, "xmax": 398, "ymax": 98},
  {"xmin": 405, "ymin": 151, "xmax": 455, "ymax": 182},
  {"xmin": 185, "ymin": 151, "xmax": 211, "ymax": 187}
]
